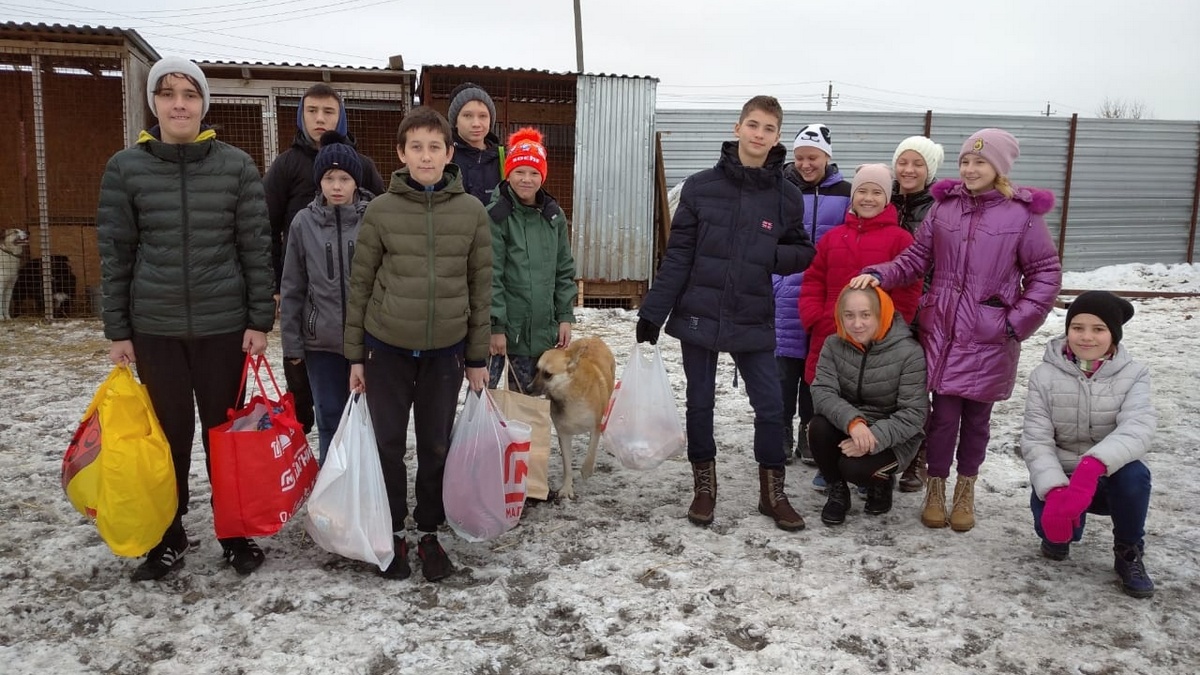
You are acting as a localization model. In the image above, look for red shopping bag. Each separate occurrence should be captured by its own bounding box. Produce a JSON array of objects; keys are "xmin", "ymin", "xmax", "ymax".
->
[{"xmin": 209, "ymin": 354, "xmax": 317, "ymax": 539}]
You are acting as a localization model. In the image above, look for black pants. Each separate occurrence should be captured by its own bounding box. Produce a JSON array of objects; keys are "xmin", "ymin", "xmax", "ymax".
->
[
  {"xmin": 365, "ymin": 346, "xmax": 464, "ymax": 533},
  {"xmin": 809, "ymin": 415, "xmax": 899, "ymax": 486},
  {"xmin": 132, "ymin": 331, "xmax": 244, "ymax": 539},
  {"xmin": 776, "ymin": 356, "xmax": 814, "ymax": 429},
  {"xmin": 681, "ymin": 342, "xmax": 786, "ymax": 467},
  {"xmin": 283, "ymin": 357, "xmax": 315, "ymax": 433}
]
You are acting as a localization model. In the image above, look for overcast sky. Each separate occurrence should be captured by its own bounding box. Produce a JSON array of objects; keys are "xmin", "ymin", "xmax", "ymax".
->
[{"xmin": 8, "ymin": 0, "xmax": 1199, "ymax": 120}]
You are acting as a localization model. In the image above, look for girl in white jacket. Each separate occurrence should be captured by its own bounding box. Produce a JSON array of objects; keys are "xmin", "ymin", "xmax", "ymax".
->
[{"xmin": 1021, "ymin": 291, "xmax": 1155, "ymax": 598}]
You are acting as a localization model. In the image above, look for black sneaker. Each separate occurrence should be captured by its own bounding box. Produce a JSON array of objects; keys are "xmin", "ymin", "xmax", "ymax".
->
[
  {"xmin": 379, "ymin": 536, "xmax": 411, "ymax": 580},
  {"xmin": 222, "ymin": 538, "xmax": 265, "ymax": 575},
  {"xmin": 796, "ymin": 424, "xmax": 816, "ymax": 466},
  {"xmin": 131, "ymin": 535, "xmax": 189, "ymax": 582},
  {"xmin": 417, "ymin": 533, "xmax": 452, "ymax": 582}
]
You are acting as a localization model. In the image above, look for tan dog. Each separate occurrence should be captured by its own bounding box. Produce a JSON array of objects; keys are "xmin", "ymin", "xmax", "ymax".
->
[
  {"xmin": 529, "ymin": 337, "xmax": 616, "ymax": 499},
  {"xmin": 0, "ymin": 229, "xmax": 30, "ymax": 320}
]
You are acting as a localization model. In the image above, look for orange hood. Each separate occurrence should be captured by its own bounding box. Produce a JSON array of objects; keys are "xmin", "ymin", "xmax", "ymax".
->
[{"xmin": 835, "ymin": 286, "xmax": 895, "ymax": 351}]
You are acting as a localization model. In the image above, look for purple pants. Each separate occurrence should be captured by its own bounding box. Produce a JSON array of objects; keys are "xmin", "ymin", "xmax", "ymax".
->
[{"xmin": 926, "ymin": 393, "xmax": 995, "ymax": 478}]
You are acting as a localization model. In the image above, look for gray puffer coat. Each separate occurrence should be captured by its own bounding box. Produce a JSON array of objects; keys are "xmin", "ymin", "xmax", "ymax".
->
[
  {"xmin": 1021, "ymin": 337, "xmax": 1155, "ymax": 499},
  {"xmin": 810, "ymin": 312, "xmax": 928, "ymax": 468},
  {"xmin": 280, "ymin": 190, "xmax": 372, "ymax": 358}
]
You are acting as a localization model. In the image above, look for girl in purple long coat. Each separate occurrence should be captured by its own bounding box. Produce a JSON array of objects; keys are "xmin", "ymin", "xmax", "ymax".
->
[{"xmin": 850, "ymin": 128, "xmax": 1062, "ymax": 532}]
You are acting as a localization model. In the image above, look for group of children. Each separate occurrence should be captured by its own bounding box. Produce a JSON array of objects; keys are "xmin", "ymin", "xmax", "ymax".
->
[
  {"xmin": 96, "ymin": 59, "xmax": 1156, "ymax": 598},
  {"xmin": 638, "ymin": 96, "xmax": 1157, "ymax": 599},
  {"xmin": 98, "ymin": 59, "xmax": 575, "ymax": 584}
]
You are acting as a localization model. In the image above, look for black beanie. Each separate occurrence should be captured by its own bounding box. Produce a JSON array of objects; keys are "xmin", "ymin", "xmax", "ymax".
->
[
  {"xmin": 312, "ymin": 131, "xmax": 363, "ymax": 188},
  {"xmin": 1066, "ymin": 291, "xmax": 1135, "ymax": 345}
]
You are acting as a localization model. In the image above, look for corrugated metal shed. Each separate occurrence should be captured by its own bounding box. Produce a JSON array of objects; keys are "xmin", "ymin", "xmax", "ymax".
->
[
  {"xmin": 1064, "ymin": 118, "xmax": 1199, "ymax": 268},
  {"xmin": 572, "ymin": 75, "xmax": 657, "ymax": 282},
  {"xmin": 0, "ymin": 22, "xmax": 159, "ymax": 60}
]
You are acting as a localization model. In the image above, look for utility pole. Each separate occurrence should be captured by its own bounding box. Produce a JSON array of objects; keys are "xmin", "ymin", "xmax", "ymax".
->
[
  {"xmin": 573, "ymin": 0, "xmax": 585, "ymax": 72},
  {"xmin": 1042, "ymin": 101, "xmax": 1056, "ymax": 117},
  {"xmin": 825, "ymin": 81, "xmax": 839, "ymax": 112}
]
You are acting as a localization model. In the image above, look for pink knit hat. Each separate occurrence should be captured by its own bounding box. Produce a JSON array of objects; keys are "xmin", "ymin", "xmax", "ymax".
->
[
  {"xmin": 851, "ymin": 163, "xmax": 893, "ymax": 195},
  {"xmin": 959, "ymin": 128, "xmax": 1020, "ymax": 176}
]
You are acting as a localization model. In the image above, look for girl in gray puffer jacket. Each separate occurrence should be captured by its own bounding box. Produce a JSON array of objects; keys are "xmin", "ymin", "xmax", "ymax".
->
[
  {"xmin": 810, "ymin": 286, "xmax": 928, "ymax": 526},
  {"xmin": 280, "ymin": 133, "xmax": 373, "ymax": 463},
  {"xmin": 1022, "ymin": 291, "xmax": 1155, "ymax": 599}
]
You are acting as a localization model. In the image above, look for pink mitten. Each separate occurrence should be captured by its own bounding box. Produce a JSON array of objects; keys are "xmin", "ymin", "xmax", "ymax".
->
[
  {"xmin": 1040, "ymin": 487, "xmax": 1074, "ymax": 544},
  {"xmin": 1040, "ymin": 457, "xmax": 1107, "ymax": 544}
]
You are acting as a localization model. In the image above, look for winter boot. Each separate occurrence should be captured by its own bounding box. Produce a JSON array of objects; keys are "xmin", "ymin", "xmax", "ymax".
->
[
  {"xmin": 921, "ymin": 476, "xmax": 948, "ymax": 529},
  {"xmin": 1040, "ymin": 540, "xmax": 1070, "ymax": 561},
  {"xmin": 796, "ymin": 423, "xmax": 815, "ymax": 466},
  {"xmin": 1113, "ymin": 543, "xmax": 1155, "ymax": 598},
  {"xmin": 757, "ymin": 466, "xmax": 806, "ymax": 531},
  {"xmin": 820, "ymin": 480, "xmax": 851, "ymax": 526},
  {"xmin": 898, "ymin": 443, "xmax": 926, "ymax": 492},
  {"xmin": 687, "ymin": 459, "xmax": 717, "ymax": 526},
  {"xmin": 864, "ymin": 475, "xmax": 895, "ymax": 515},
  {"xmin": 949, "ymin": 474, "xmax": 977, "ymax": 532}
]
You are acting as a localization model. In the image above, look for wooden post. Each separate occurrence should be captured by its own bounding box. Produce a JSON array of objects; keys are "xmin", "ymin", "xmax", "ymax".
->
[
  {"xmin": 1057, "ymin": 114, "xmax": 1079, "ymax": 263},
  {"xmin": 923, "ymin": 110, "xmax": 932, "ymax": 138},
  {"xmin": 1187, "ymin": 122, "xmax": 1200, "ymax": 264},
  {"xmin": 654, "ymin": 132, "xmax": 672, "ymax": 274}
]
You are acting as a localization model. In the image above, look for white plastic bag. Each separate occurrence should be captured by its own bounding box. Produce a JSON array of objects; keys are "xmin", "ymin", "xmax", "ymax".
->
[
  {"xmin": 304, "ymin": 394, "xmax": 394, "ymax": 570},
  {"xmin": 602, "ymin": 343, "xmax": 686, "ymax": 470},
  {"xmin": 443, "ymin": 389, "xmax": 531, "ymax": 543}
]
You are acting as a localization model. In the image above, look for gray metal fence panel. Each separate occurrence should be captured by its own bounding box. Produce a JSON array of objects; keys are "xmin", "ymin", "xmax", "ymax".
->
[
  {"xmin": 1064, "ymin": 119, "xmax": 1199, "ymax": 269},
  {"xmin": 573, "ymin": 75, "xmax": 658, "ymax": 281}
]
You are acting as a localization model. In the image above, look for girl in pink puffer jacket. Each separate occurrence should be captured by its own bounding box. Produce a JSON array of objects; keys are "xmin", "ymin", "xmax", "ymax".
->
[{"xmin": 850, "ymin": 128, "xmax": 1063, "ymax": 533}]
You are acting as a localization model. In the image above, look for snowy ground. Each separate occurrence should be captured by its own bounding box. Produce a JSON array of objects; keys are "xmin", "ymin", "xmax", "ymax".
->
[{"xmin": 2, "ymin": 262, "xmax": 1199, "ymax": 675}]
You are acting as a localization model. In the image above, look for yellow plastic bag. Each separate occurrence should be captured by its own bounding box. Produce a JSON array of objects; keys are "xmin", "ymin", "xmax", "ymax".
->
[{"xmin": 62, "ymin": 366, "xmax": 177, "ymax": 557}]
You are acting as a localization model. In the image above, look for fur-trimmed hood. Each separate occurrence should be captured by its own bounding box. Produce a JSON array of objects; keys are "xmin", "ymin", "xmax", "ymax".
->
[{"xmin": 930, "ymin": 178, "xmax": 1055, "ymax": 214}]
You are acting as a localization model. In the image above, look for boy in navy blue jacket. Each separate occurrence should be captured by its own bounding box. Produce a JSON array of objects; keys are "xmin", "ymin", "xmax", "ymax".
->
[{"xmin": 637, "ymin": 95, "xmax": 815, "ymax": 532}]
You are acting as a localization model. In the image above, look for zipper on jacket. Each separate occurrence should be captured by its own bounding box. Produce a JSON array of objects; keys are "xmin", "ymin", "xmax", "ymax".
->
[
  {"xmin": 856, "ymin": 344, "xmax": 871, "ymax": 400},
  {"xmin": 325, "ymin": 242, "xmax": 335, "ymax": 280},
  {"xmin": 178, "ymin": 145, "xmax": 193, "ymax": 337},
  {"xmin": 335, "ymin": 208, "xmax": 348, "ymax": 331},
  {"xmin": 810, "ymin": 185, "xmax": 820, "ymax": 242},
  {"xmin": 426, "ymin": 190, "xmax": 436, "ymax": 348}
]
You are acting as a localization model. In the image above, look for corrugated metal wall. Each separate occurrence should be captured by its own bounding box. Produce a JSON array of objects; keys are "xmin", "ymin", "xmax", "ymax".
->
[
  {"xmin": 1067, "ymin": 119, "xmax": 1199, "ymax": 268},
  {"xmin": 656, "ymin": 108, "xmax": 1200, "ymax": 271},
  {"xmin": 572, "ymin": 75, "xmax": 657, "ymax": 281}
]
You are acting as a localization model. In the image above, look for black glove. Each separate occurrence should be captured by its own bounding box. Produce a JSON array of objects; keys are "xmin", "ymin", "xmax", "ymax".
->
[{"xmin": 636, "ymin": 318, "xmax": 660, "ymax": 345}]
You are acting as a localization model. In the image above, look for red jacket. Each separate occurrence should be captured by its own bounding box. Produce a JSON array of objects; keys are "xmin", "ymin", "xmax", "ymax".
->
[{"xmin": 799, "ymin": 203, "xmax": 920, "ymax": 383}]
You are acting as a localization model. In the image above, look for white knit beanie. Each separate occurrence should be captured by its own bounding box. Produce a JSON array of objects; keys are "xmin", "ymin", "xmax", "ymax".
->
[
  {"xmin": 146, "ymin": 56, "xmax": 210, "ymax": 117},
  {"xmin": 892, "ymin": 135, "xmax": 945, "ymax": 184}
]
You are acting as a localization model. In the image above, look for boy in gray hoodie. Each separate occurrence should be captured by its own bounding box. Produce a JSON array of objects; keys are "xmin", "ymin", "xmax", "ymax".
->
[{"xmin": 280, "ymin": 131, "xmax": 373, "ymax": 463}]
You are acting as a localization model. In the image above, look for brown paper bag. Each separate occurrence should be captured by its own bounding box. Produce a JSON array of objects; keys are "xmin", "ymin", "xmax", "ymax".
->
[{"xmin": 490, "ymin": 358, "xmax": 553, "ymax": 500}]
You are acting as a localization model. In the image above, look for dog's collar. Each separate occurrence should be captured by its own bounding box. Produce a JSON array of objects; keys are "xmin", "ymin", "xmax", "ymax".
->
[{"xmin": 0, "ymin": 247, "xmax": 21, "ymax": 259}]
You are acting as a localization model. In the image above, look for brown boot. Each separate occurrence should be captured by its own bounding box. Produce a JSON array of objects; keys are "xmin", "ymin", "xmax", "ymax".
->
[
  {"xmin": 687, "ymin": 460, "xmax": 717, "ymax": 526},
  {"xmin": 949, "ymin": 474, "xmax": 977, "ymax": 532},
  {"xmin": 921, "ymin": 476, "xmax": 948, "ymax": 528},
  {"xmin": 898, "ymin": 442, "xmax": 926, "ymax": 492},
  {"xmin": 758, "ymin": 466, "xmax": 806, "ymax": 531}
]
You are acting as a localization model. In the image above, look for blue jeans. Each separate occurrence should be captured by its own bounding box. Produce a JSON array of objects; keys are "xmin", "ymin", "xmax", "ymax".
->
[
  {"xmin": 681, "ymin": 342, "xmax": 785, "ymax": 467},
  {"xmin": 1029, "ymin": 460, "xmax": 1151, "ymax": 547},
  {"xmin": 305, "ymin": 349, "xmax": 352, "ymax": 465}
]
